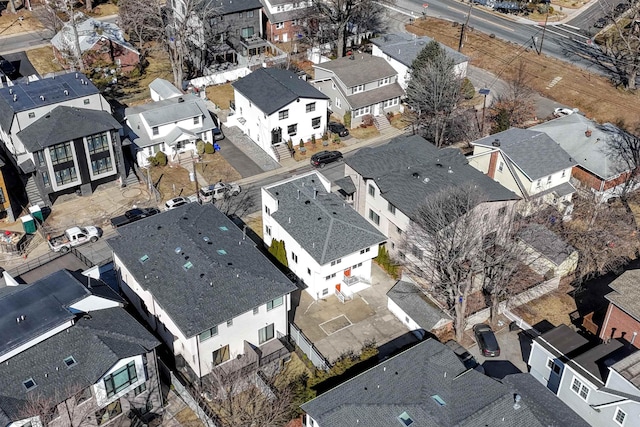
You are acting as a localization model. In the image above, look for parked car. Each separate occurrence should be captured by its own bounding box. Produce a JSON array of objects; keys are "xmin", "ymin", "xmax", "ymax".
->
[
  {"xmin": 553, "ymin": 107, "xmax": 576, "ymax": 117},
  {"xmin": 473, "ymin": 324, "xmax": 501, "ymax": 357},
  {"xmin": 48, "ymin": 226, "xmax": 101, "ymax": 253},
  {"xmin": 615, "ymin": 3, "xmax": 627, "ymax": 14},
  {"xmin": 212, "ymin": 114, "xmax": 225, "ymax": 141},
  {"xmin": 328, "ymin": 122, "xmax": 349, "ymax": 137},
  {"xmin": 198, "ymin": 182, "xmax": 241, "ymax": 203},
  {"xmin": 594, "ymin": 17, "xmax": 608, "ymax": 28},
  {"xmin": 110, "ymin": 207, "xmax": 160, "ymax": 228},
  {"xmin": 164, "ymin": 197, "xmax": 191, "ymax": 211},
  {"xmin": 310, "ymin": 150, "xmax": 343, "ymax": 168}
]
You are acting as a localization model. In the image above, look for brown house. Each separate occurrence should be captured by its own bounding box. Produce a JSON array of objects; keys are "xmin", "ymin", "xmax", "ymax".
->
[{"xmin": 600, "ymin": 269, "xmax": 640, "ymax": 347}]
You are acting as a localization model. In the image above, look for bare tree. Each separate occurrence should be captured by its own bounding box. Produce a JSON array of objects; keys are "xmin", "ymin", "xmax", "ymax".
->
[
  {"xmin": 488, "ymin": 61, "xmax": 536, "ymax": 133},
  {"xmin": 401, "ymin": 185, "xmax": 520, "ymax": 340},
  {"xmin": 41, "ymin": 0, "xmax": 84, "ymax": 70},
  {"xmin": 18, "ymin": 384, "xmax": 97, "ymax": 427},
  {"xmin": 405, "ymin": 41, "xmax": 463, "ymax": 148},
  {"xmin": 605, "ymin": 124, "xmax": 640, "ymax": 208},
  {"xmin": 598, "ymin": 8, "xmax": 640, "ymax": 90},
  {"xmin": 214, "ymin": 191, "xmax": 256, "ymax": 218},
  {"xmin": 118, "ymin": 0, "xmax": 165, "ymax": 53}
]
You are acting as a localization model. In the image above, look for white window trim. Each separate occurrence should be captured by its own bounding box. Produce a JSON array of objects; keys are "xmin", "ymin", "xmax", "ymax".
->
[{"xmin": 614, "ymin": 407, "xmax": 626, "ymax": 426}]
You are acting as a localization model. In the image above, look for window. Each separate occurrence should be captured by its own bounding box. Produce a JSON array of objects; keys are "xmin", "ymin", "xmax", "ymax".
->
[
  {"xmin": 134, "ymin": 382, "xmax": 147, "ymax": 396},
  {"xmin": 325, "ymin": 273, "xmax": 336, "ymax": 280},
  {"xmin": 562, "ymin": 169, "xmax": 566, "ymax": 178},
  {"xmin": 0, "ymin": 188, "xmax": 4, "ymax": 204},
  {"xmin": 354, "ymin": 106, "xmax": 371, "ymax": 117},
  {"xmin": 536, "ymin": 179, "xmax": 541, "ymax": 188},
  {"xmin": 547, "ymin": 175, "xmax": 552, "ymax": 184},
  {"xmin": 152, "ymin": 126, "xmax": 159, "ymax": 136},
  {"xmin": 212, "ymin": 345, "xmax": 230, "ymax": 366},
  {"xmin": 50, "ymin": 142, "xmax": 73, "ymax": 165},
  {"xmin": 369, "ymin": 209, "xmax": 380, "ymax": 225},
  {"xmin": 547, "ymin": 358, "xmax": 561, "ymax": 375},
  {"xmin": 87, "ymin": 132, "xmax": 110, "ymax": 154},
  {"xmin": 352, "ymin": 84, "xmax": 364, "ymax": 94},
  {"xmin": 330, "ymin": 258, "xmax": 342, "ymax": 266},
  {"xmin": 287, "ymin": 124, "xmax": 297, "ymax": 136},
  {"xmin": 238, "ymin": 12, "xmax": 242, "ymax": 17},
  {"xmin": 36, "ymin": 150, "xmax": 45, "ymax": 166},
  {"xmin": 63, "ymin": 356, "xmax": 77, "ymax": 368},
  {"xmin": 104, "ymin": 362, "xmax": 138, "ymax": 397},
  {"xmin": 253, "ymin": 307, "xmax": 259, "ymax": 315},
  {"xmin": 265, "ymin": 225, "xmax": 271, "ymax": 236},
  {"xmin": 95, "ymin": 400, "xmax": 122, "ymax": 426},
  {"xmin": 276, "ymin": 5, "xmax": 284, "ymax": 11},
  {"xmin": 54, "ymin": 167, "xmax": 78, "ymax": 185},
  {"xmin": 241, "ymin": 26, "xmax": 254, "ymax": 38},
  {"xmin": 267, "ymin": 296, "xmax": 283, "ymax": 311},
  {"xmin": 76, "ymin": 387, "xmax": 92, "ymax": 404},
  {"xmin": 398, "ymin": 411, "xmax": 414, "ymax": 426},
  {"xmin": 42, "ymin": 171, "xmax": 50, "ymax": 187},
  {"xmin": 84, "ymin": 99, "xmax": 90, "ymax": 105},
  {"xmin": 194, "ymin": 116, "xmax": 200, "ymax": 125},
  {"xmin": 291, "ymin": 252, "xmax": 298, "ymax": 263},
  {"xmin": 368, "ymin": 184, "xmax": 375, "ymax": 197},
  {"xmin": 498, "ymin": 161, "xmax": 504, "ymax": 172},
  {"xmin": 307, "ymin": 268, "xmax": 311, "ymax": 275},
  {"xmin": 259, "ymin": 323, "xmax": 275, "ymax": 344},
  {"xmin": 322, "ymin": 288, "xmax": 329, "ymax": 296},
  {"xmin": 614, "ymin": 408, "xmax": 626, "ymax": 425},
  {"xmin": 335, "ymin": 97, "xmax": 341, "ymax": 108},
  {"xmin": 92, "ymin": 157, "xmax": 113, "ymax": 175},
  {"xmin": 306, "ymin": 102, "xmax": 316, "ymax": 112},
  {"xmin": 388, "ymin": 202, "xmax": 396, "ymax": 214},
  {"xmin": 279, "ymin": 110, "xmax": 289, "ymax": 120},
  {"xmin": 383, "ymin": 98, "xmax": 399, "ymax": 108},
  {"xmin": 396, "ymin": 226, "xmax": 402, "ymax": 235},
  {"xmin": 23, "ymin": 378, "xmax": 37, "ymax": 391},
  {"xmin": 265, "ymin": 206, "xmax": 271, "ymax": 216},
  {"xmin": 227, "ymin": 319, "xmax": 233, "ymax": 327},
  {"xmin": 379, "ymin": 77, "xmax": 390, "ymax": 86},
  {"xmin": 332, "ymin": 82, "xmax": 336, "ymax": 90},
  {"xmin": 411, "ymin": 244, "xmax": 423, "ymax": 260},
  {"xmin": 199, "ymin": 326, "xmax": 218, "ymax": 342},
  {"xmin": 360, "ymin": 248, "xmax": 370, "ymax": 254},
  {"xmin": 312, "ymin": 116, "xmax": 321, "ymax": 128},
  {"xmin": 571, "ymin": 377, "xmax": 589, "ymax": 400}
]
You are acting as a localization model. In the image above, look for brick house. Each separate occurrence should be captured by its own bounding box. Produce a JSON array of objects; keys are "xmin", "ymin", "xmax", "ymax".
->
[
  {"xmin": 261, "ymin": 0, "xmax": 310, "ymax": 43},
  {"xmin": 600, "ymin": 269, "xmax": 640, "ymax": 346}
]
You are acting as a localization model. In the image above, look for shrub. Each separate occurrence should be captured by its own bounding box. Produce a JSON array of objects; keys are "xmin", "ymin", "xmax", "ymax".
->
[
  {"xmin": 299, "ymin": 138, "xmax": 304, "ymax": 148},
  {"xmin": 268, "ymin": 239, "xmax": 288, "ymax": 267},
  {"xmin": 287, "ymin": 138, "xmax": 294, "ymax": 152},
  {"xmin": 344, "ymin": 111, "xmax": 351, "ymax": 128},
  {"xmin": 461, "ymin": 78, "xmax": 475, "ymax": 100},
  {"xmin": 311, "ymin": 134, "xmax": 316, "ymax": 146},
  {"xmin": 155, "ymin": 151, "xmax": 167, "ymax": 166},
  {"xmin": 322, "ymin": 132, "xmax": 329, "ymax": 141},
  {"xmin": 204, "ymin": 142, "xmax": 215, "ymax": 154},
  {"xmin": 362, "ymin": 114, "xmax": 374, "ymax": 127},
  {"xmin": 374, "ymin": 245, "xmax": 400, "ymax": 279},
  {"xmin": 196, "ymin": 139, "xmax": 205, "ymax": 155}
]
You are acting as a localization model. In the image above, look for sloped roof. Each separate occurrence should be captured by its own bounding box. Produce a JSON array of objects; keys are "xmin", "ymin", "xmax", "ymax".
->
[
  {"xmin": 107, "ymin": 204, "xmax": 297, "ymax": 338},
  {"xmin": 314, "ymin": 53, "xmax": 397, "ymax": 87},
  {"xmin": 51, "ymin": 15, "xmax": 138, "ymax": 57},
  {"xmin": 387, "ymin": 280, "xmax": 449, "ymax": 330},
  {"xmin": 232, "ymin": 68, "xmax": 328, "ymax": 116},
  {"xmin": 605, "ymin": 269, "xmax": 640, "ymax": 322},
  {"xmin": 208, "ymin": 0, "xmax": 262, "ymax": 14},
  {"xmin": 265, "ymin": 172, "xmax": 386, "ymax": 265},
  {"xmin": 472, "ymin": 128, "xmax": 576, "ymax": 181},
  {"xmin": 345, "ymin": 135, "xmax": 519, "ymax": 220},
  {"xmin": 518, "ymin": 223, "xmax": 576, "ymax": 266},
  {"xmin": 16, "ymin": 106, "xmax": 121, "ymax": 152},
  {"xmin": 149, "ymin": 78, "xmax": 183, "ymax": 100},
  {"xmin": 370, "ymin": 33, "xmax": 468, "ymax": 67}
]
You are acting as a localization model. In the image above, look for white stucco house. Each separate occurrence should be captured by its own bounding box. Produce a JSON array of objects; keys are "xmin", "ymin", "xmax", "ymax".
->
[
  {"xmin": 529, "ymin": 324, "xmax": 640, "ymax": 427},
  {"xmin": 108, "ymin": 203, "xmax": 297, "ymax": 380},
  {"xmin": 262, "ymin": 171, "xmax": 386, "ymax": 301},
  {"xmin": 229, "ymin": 68, "xmax": 329, "ymax": 161},
  {"xmin": 370, "ymin": 33, "xmax": 469, "ymax": 90}
]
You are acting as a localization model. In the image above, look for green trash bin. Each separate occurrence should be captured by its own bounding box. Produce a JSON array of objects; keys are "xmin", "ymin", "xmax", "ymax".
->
[
  {"xmin": 28, "ymin": 205, "xmax": 43, "ymax": 222},
  {"xmin": 20, "ymin": 215, "xmax": 36, "ymax": 234}
]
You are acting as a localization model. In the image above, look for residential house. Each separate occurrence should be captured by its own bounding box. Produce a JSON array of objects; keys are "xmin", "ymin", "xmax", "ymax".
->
[
  {"xmin": 600, "ymin": 269, "xmax": 640, "ymax": 345},
  {"xmin": 301, "ymin": 338, "xmax": 590, "ymax": 427},
  {"xmin": 529, "ymin": 324, "xmax": 640, "ymax": 426},
  {"xmin": 149, "ymin": 78, "xmax": 183, "ymax": 102},
  {"xmin": 532, "ymin": 113, "xmax": 633, "ymax": 201},
  {"xmin": 108, "ymin": 203, "xmax": 297, "ymax": 380},
  {"xmin": 312, "ymin": 53, "xmax": 404, "ymax": 128},
  {"xmin": 0, "ymin": 269, "xmax": 162, "ymax": 427},
  {"xmin": 468, "ymin": 128, "xmax": 577, "ymax": 217},
  {"xmin": 343, "ymin": 135, "xmax": 519, "ymax": 258},
  {"xmin": 261, "ymin": 0, "xmax": 310, "ymax": 43},
  {"xmin": 370, "ymin": 33, "xmax": 469, "ymax": 89},
  {"xmin": 261, "ymin": 171, "xmax": 386, "ymax": 301},
  {"xmin": 231, "ymin": 68, "xmax": 329, "ymax": 161},
  {"xmin": 51, "ymin": 16, "xmax": 140, "ymax": 73},
  {"xmin": 517, "ymin": 223, "xmax": 579, "ymax": 278},
  {"xmin": 124, "ymin": 93, "xmax": 217, "ymax": 167},
  {"xmin": 0, "ymin": 73, "xmax": 124, "ymax": 207},
  {"xmin": 386, "ymin": 278, "xmax": 452, "ymax": 340}
]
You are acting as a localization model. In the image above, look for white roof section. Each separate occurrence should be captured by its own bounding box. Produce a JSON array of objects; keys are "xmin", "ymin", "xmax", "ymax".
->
[
  {"xmin": 51, "ymin": 14, "xmax": 138, "ymax": 56},
  {"xmin": 149, "ymin": 78, "xmax": 183, "ymax": 100}
]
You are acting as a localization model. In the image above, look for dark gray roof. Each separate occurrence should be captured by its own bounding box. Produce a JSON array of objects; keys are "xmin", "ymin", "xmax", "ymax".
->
[
  {"xmin": 518, "ymin": 223, "xmax": 576, "ymax": 265},
  {"xmin": 472, "ymin": 128, "xmax": 576, "ymax": 181},
  {"xmin": 67, "ymin": 270, "xmax": 125, "ymax": 303},
  {"xmin": 501, "ymin": 374, "xmax": 591, "ymax": 427},
  {"xmin": 301, "ymin": 339, "xmax": 568, "ymax": 427},
  {"xmin": 314, "ymin": 54, "xmax": 397, "ymax": 88},
  {"xmin": 16, "ymin": 106, "xmax": 121, "ymax": 152},
  {"xmin": 370, "ymin": 33, "xmax": 469, "ymax": 67},
  {"xmin": 208, "ymin": 0, "xmax": 262, "ymax": 14},
  {"xmin": 571, "ymin": 339, "xmax": 636, "ymax": 385},
  {"xmin": 232, "ymin": 68, "xmax": 328, "ymax": 116},
  {"xmin": 535, "ymin": 324, "xmax": 589, "ymax": 357},
  {"xmin": 606, "ymin": 269, "xmax": 640, "ymax": 322},
  {"xmin": 345, "ymin": 135, "xmax": 519, "ymax": 220},
  {"xmin": 334, "ymin": 176, "xmax": 356, "ymax": 194},
  {"xmin": 0, "ymin": 307, "xmax": 159, "ymax": 422},
  {"xmin": 107, "ymin": 203, "xmax": 297, "ymax": 338},
  {"xmin": 387, "ymin": 280, "xmax": 448, "ymax": 330},
  {"xmin": 265, "ymin": 173, "xmax": 386, "ymax": 265},
  {"xmin": 0, "ymin": 72, "xmax": 99, "ymax": 132}
]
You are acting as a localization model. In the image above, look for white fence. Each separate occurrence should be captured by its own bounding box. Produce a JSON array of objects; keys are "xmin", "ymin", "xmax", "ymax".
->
[
  {"xmin": 289, "ymin": 322, "xmax": 331, "ymax": 370},
  {"xmin": 189, "ymin": 67, "xmax": 251, "ymax": 89}
]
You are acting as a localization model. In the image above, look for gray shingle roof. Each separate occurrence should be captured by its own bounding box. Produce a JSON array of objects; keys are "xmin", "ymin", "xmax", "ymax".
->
[
  {"xmin": 334, "ymin": 176, "xmax": 356, "ymax": 194},
  {"xmin": 346, "ymin": 82, "xmax": 404, "ymax": 109},
  {"xmin": 532, "ymin": 113, "xmax": 626, "ymax": 181},
  {"xmin": 314, "ymin": 54, "xmax": 397, "ymax": 87},
  {"xmin": 265, "ymin": 172, "xmax": 386, "ymax": 265},
  {"xmin": 387, "ymin": 280, "xmax": 448, "ymax": 330},
  {"xmin": 345, "ymin": 135, "xmax": 519, "ymax": 220},
  {"xmin": 16, "ymin": 106, "xmax": 121, "ymax": 152},
  {"xmin": 107, "ymin": 203, "xmax": 297, "ymax": 338},
  {"xmin": 232, "ymin": 68, "xmax": 328, "ymax": 116},
  {"xmin": 0, "ymin": 72, "xmax": 99, "ymax": 132},
  {"xmin": 370, "ymin": 33, "xmax": 469, "ymax": 67},
  {"xmin": 149, "ymin": 78, "xmax": 183, "ymax": 100},
  {"xmin": 472, "ymin": 128, "xmax": 576, "ymax": 181},
  {"xmin": 208, "ymin": 0, "xmax": 262, "ymax": 14},
  {"xmin": 517, "ymin": 223, "xmax": 576, "ymax": 265},
  {"xmin": 301, "ymin": 339, "xmax": 576, "ymax": 427},
  {"xmin": 605, "ymin": 269, "xmax": 640, "ymax": 321},
  {"xmin": 51, "ymin": 16, "xmax": 137, "ymax": 57},
  {"xmin": 0, "ymin": 307, "xmax": 159, "ymax": 422}
]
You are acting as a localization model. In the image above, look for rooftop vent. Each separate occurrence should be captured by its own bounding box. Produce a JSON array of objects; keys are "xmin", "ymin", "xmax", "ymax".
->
[
  {"xmin": 585, "ymin": 129, "xmax": 592, "ymax": 137},
  {"xmin": 178, "ymin": 97, "xmax": 184, "ymax": 103},
  {"xmin": 492, "ymin": 139, "xmax": 500, "ymax": 147},
  {"xmin": 8, "ymin": 88, "xmax": 11, "ymax": 94},
  {"xmin": 448, "ymin": 167, "xmax": 453, "ymax": 174},
  {"xmin": 412, "ymin": 172, "xmax": 419, "ymax": 178},
  {"xmin": 513, "ymin": 394, "xmax": 521, "ymax": 410},
  {"xmin": 423, "ymin": 177, "xmax": 430, "ymax": 183},
  {"xmin": 64, "ymin": 90, "xmax": 68, "ymax": 96},
  {"xmin": 203, "ymin": 236, "xmax": 210, "ymax": 242},
  {"xmin": 175, "ymin": 247, "xmax": 182, "ymax": 254},
  {"xmin": 12, "ymin": 94, "xmax": 16, "ymax": 102}
]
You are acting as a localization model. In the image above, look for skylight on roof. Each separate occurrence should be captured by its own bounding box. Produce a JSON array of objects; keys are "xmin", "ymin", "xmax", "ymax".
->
[
  {"xmin": 183, "ymin": 261, "xmax": 194, "ymax": 271},
  {"xmin": 63, "ymin": 356, "xmax": 77, "ymax": 368},
  {"xmin": 23, "ymin": 378, "xmax": 37, "ymax": 391},
  {"xmin": 431, "ymin": 395, "xmax": 446, "ymax": 406},
  {"xmin": 219, "ymin": 226, "xmax": 228, "ymax": 231},
  {"xmin": 397, "ymin": 411, "xmax": 414, "ymax": 426},
  {"xmin": 139, "ymin": 254, "xmax": 149, "ymax": 264},
  {"xmin": 217, "ymin": 249, "xmax": 227, "ymax": 255}
]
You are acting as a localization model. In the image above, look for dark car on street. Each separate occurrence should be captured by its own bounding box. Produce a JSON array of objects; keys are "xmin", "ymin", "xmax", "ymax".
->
[
  {"xmin": 328, "ymin": 121, "xmax": 349, "ymax": 137},
  {"xmin": 110, "ymin": 207, "xmax": 160, "ymax": 228},
  {"xmin": 310, "ymin": 150, "xmax": 343, "ymax": 168},
  {"xmin": 594, "ymin": 17, "xmax": 608, "ymax": 28},
  {"xmin": 473, "ymin": 323, "xmax": 501, "ymax": 357}
]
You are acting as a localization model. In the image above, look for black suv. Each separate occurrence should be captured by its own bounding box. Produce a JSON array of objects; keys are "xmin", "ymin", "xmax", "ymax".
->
[
  {"xmin": 328, "ymin": 122, "xmax": 349, "ymax": 137},
  {"xmin": 311, "ymin": 150, "xmax": 343, "ymax": 168}
]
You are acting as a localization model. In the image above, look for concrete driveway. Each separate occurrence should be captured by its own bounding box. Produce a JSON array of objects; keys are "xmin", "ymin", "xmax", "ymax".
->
[{"xmin": 468, "ymin": 324, "xmax": 533, "ymax": 379}]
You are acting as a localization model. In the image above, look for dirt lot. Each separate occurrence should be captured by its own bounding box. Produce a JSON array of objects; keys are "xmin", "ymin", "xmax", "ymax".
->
[
  {"xmin": 0, "ymin": 9, "xmax": 43, "ymax": 35},
  {"xmin": 26, "ymin": 46, "xmax": 64, "ymax": 75},
  {"xmin": 511, "ymin": 282, "xmax": 578, "ymax": 327},
  {"xmin": 408, "ymin": 18, "xmax": 640, "ymax": 128},
  {"xmin": 195, "ymin": 152, "xmax": 242, "ymax": 185},
  {"xmin": 206, "ymin": 83, "xmax": 234, "ymax": 110}
]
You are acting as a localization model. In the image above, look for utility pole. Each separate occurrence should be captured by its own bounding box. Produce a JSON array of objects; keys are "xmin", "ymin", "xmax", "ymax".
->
[
  {"xmin": 538, "ymin": 12, "xmax": 549, "ymax": 55},
  {"xmin": 458, "ymin": 3, "xmax": 473, "ymax": 52}
]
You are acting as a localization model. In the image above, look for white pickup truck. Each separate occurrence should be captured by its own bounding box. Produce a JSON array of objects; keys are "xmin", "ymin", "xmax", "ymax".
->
[{"xmin": 48, "ymin": 226, "xmax": 101, "ymax": 253}]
